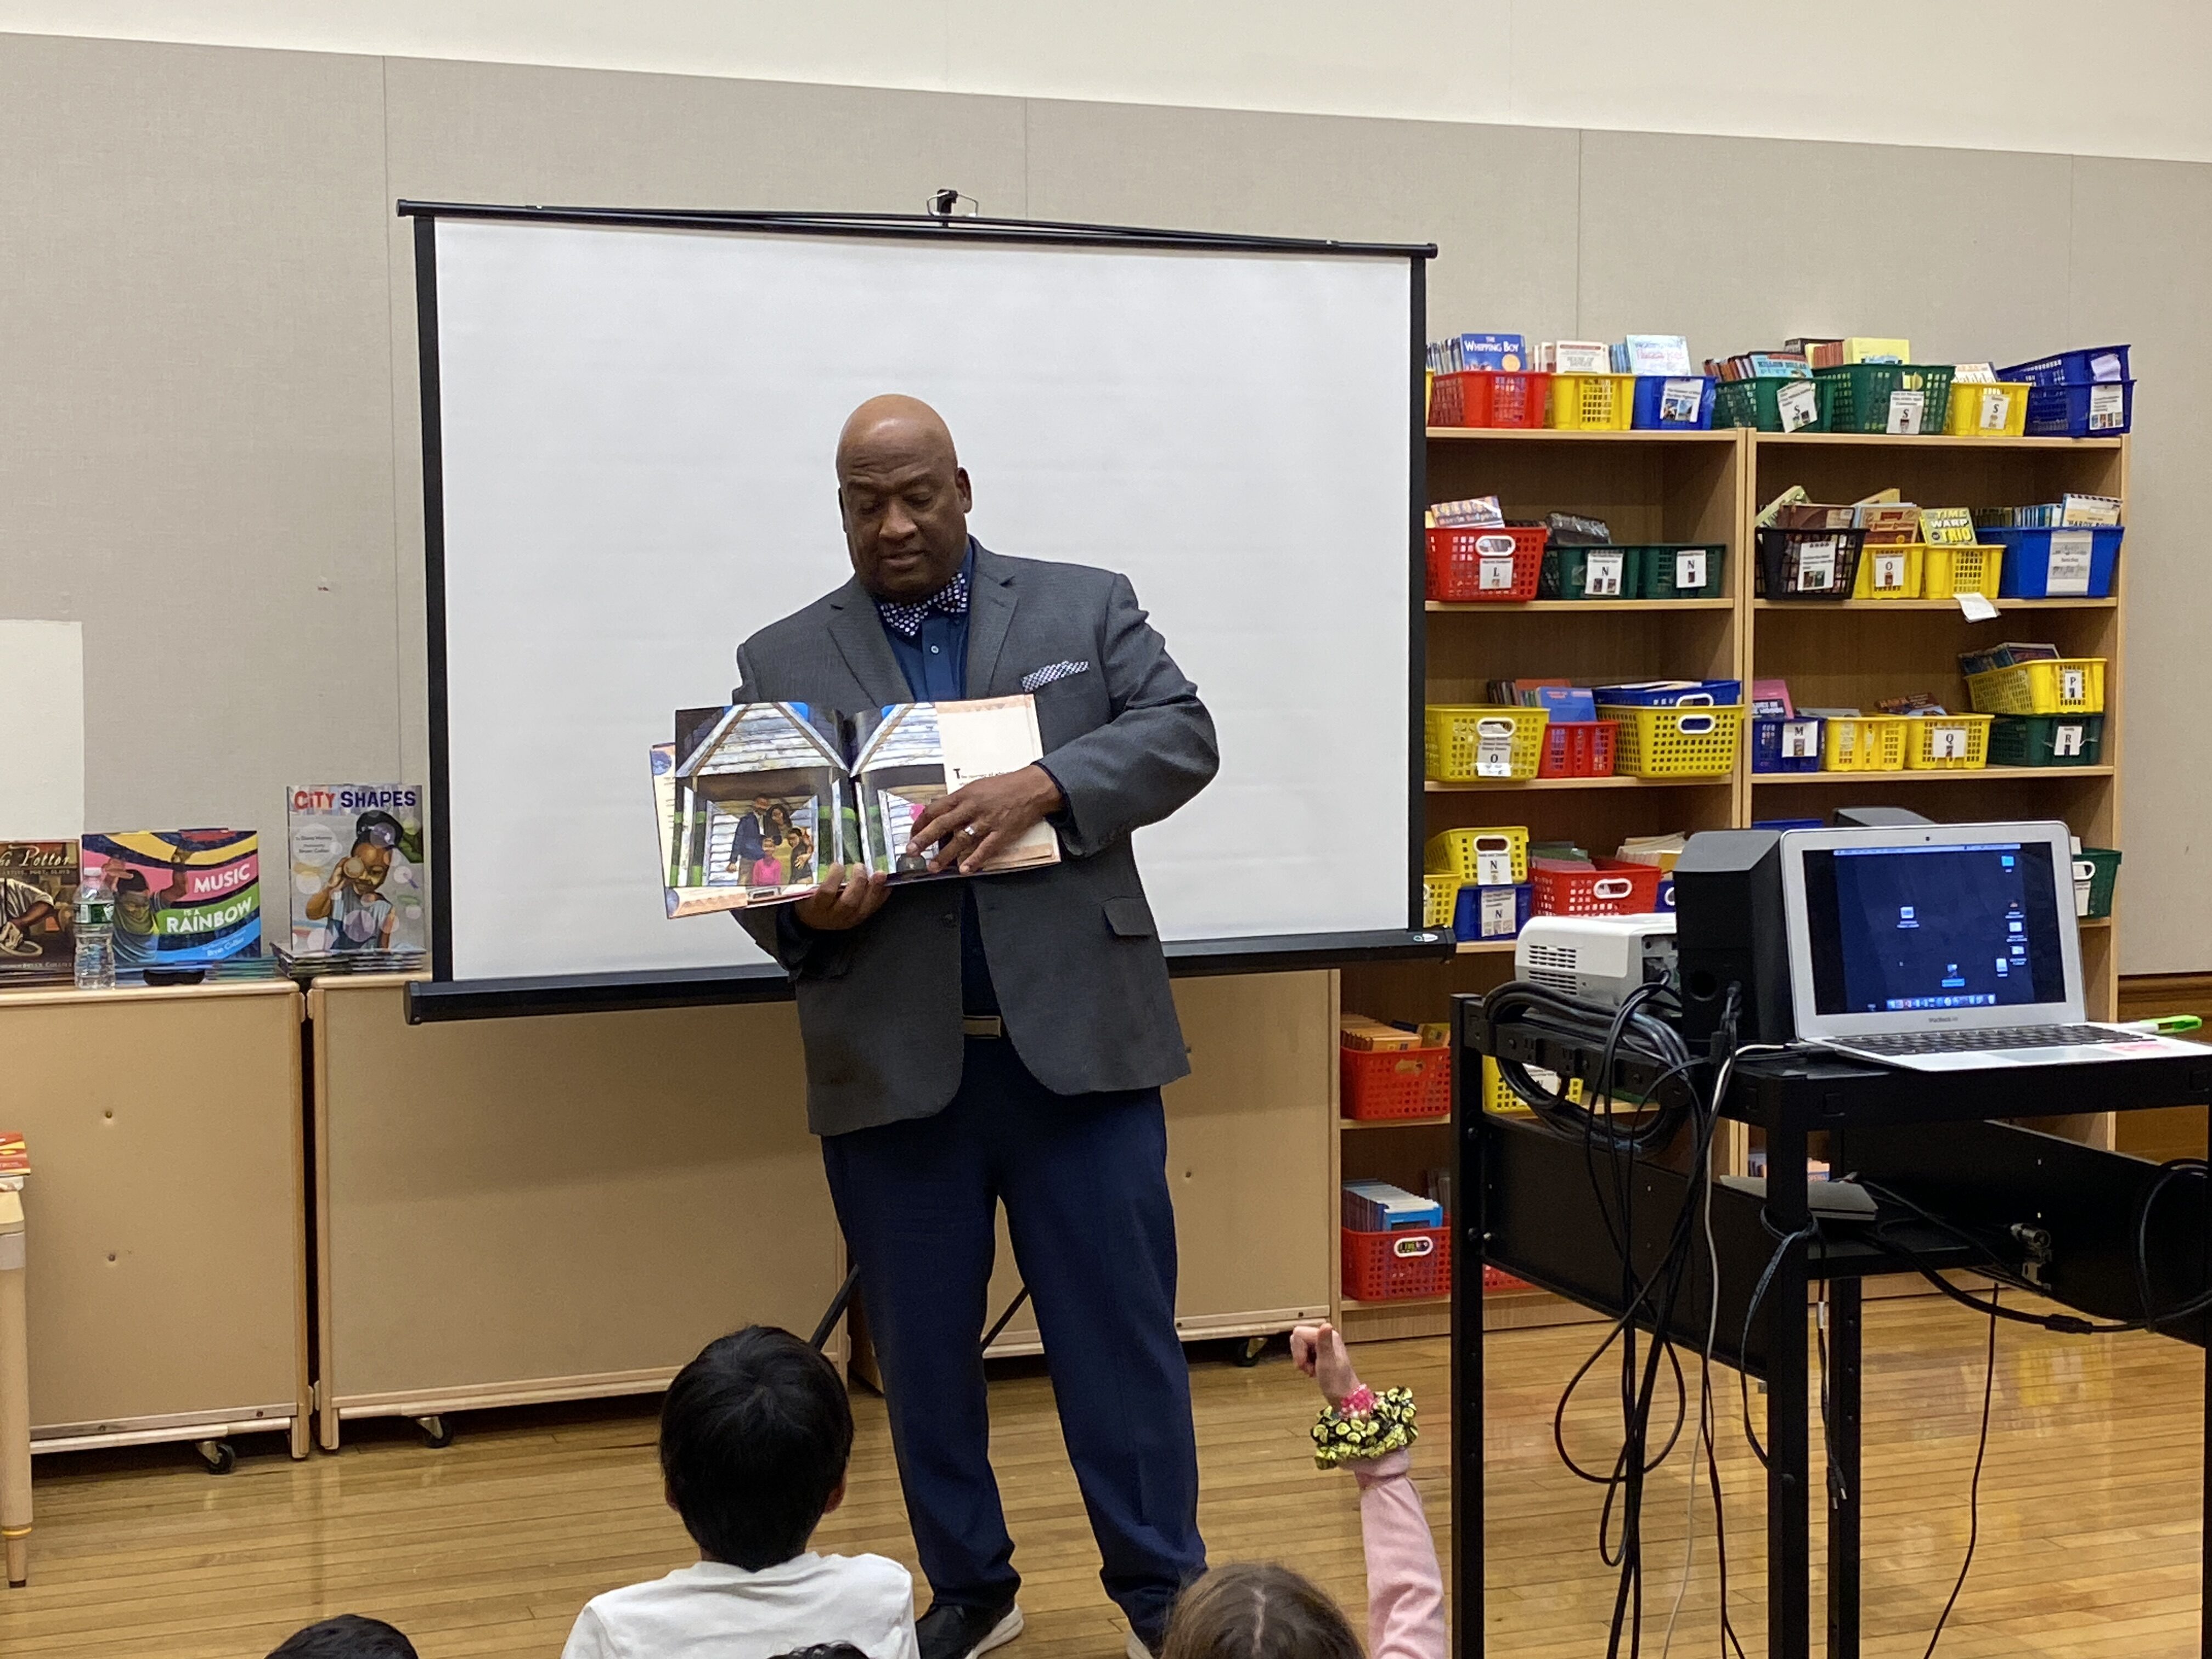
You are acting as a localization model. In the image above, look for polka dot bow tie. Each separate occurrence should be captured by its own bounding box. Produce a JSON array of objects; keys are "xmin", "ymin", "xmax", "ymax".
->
[{"xmin": 876, "ymin": 570, "xmax": 971, "ymax": 640}]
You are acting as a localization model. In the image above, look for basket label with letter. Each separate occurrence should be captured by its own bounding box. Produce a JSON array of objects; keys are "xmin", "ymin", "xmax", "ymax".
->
[{"xmin": 1393, "ymin": 1235, "xmax": 1436, "ymax": 1260}]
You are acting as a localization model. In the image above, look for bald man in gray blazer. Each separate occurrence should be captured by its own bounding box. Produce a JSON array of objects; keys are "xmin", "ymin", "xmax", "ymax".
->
[{"xmin": 733, "ymin": 397, "xmax": 1216, "ymax": 1659}]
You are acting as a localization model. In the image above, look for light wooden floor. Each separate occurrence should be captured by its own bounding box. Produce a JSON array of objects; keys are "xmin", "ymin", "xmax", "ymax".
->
[{"xmin": 0, "ymin": 1301, "xmax": 2202, "ymax": 1657}]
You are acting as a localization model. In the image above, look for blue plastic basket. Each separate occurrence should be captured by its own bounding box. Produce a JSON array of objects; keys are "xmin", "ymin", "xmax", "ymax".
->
[
  {"xmin": 1453, "ymin": 882, "xmax": 1532, "ymax": 943},
  {"xmin": 1751, "ymin": 715, "xmax": 1825, "ymax": 773},
  {"xmin": 1997, "ymin": 345, "xmax": 2131, "ymax": 387},
  {"xmin": 1590, "ymin": 679, "xmax": 1742, "ymax": 708},
  {"xmin": 1656, "ymin": 874, "xmax": 1676, "ymax": 912},
  {"xmin": 2019, "ymin": 380, "xmax": 2134, "ymax": 437},
  {"xmin": 1983, "ymin": 526, "xmax": 2123, "ymax": 598},
  {"xmin": 1630, "ymin": 375, "xmax": 1717, "ymax": 430}
]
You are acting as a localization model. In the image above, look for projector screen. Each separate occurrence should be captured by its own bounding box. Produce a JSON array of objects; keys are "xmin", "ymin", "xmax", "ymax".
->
[{"xmin": 410, "ymin": 206, "xmax": 1427, "ymax": 1015}]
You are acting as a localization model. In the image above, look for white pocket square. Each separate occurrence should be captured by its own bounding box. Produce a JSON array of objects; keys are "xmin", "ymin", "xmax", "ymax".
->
[{"xmin": 1021, "ymin": 660, "xmax": 1091, "ymax": 691}]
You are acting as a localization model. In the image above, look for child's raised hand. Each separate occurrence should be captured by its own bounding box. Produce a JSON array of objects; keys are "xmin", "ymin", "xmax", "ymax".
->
[{"xmin": 1290, "ymin": 1322, "xmax": 1362, "ymax": 1405}]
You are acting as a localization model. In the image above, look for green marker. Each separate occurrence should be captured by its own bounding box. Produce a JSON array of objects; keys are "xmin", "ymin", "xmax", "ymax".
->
[{"xmin": 2124, "ymin": 1015, "xmax": 2203, "ymax": 1035}]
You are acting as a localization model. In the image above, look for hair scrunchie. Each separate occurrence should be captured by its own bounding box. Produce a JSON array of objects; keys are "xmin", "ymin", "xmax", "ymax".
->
[{"xmin": 1311, "ymin": 1386, "xmax": 1416, "ymax": 1468}]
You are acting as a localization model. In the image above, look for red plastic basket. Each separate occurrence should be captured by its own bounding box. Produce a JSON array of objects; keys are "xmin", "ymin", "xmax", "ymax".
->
[
  {"xmin": 1530, "ymin": 856, "xmax": 1663, "ymax": 917},
  {"xmin": 1483, "ymin": 1266, "xmax": 1531, "ymax": 1293},
  {"xmin": 1342, "ymin": 1224, "xmax": 1451, "ymax": 1301},
  {"xmin": 1340, "ymin": 1046, "xmax": 1452, "ymax": 1121},
  {"xmin": 1428, "ymin": 370, "xmax": 1552, "ymax": 430},
  {"xmin": 1536, "ymin": 720, "xmax": 1617, "ymax": 778},
  {"xmin": 1427, "ymin": 524, "xmax": 1544, "ymax": 602}
]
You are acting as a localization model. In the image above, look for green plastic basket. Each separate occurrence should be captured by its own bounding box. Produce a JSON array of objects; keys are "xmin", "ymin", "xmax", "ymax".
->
[
  {"xmin": 1714, "ymin": 376, "xmax": 1831, "ymax": 433},
  {"xmin": 1632, "ymin": 543, "xmax": 1728, "ymax": 599},
  {"xmin": 1540, "ymin": 544, "xmax": 1638, "ymax": 600},
  {"xmin": 2074, "ymin": 847, "xmax": 2120, "ymax": 919},
  {"xmin": 1986, "ymin": 714, "xmax": 2105, "ymax": 768},
  {"xmin": 1815, "ymin": 363, "xmax": 1956, "ymax": 435}
]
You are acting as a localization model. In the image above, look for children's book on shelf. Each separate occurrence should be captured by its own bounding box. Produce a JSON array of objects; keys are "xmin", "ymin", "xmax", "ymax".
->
[
  {"xmin": 654, "ymin": 696, "xmax": 1059, "ymax": 918},
  {"xmin": 286, "ymin": 785, "xmax": 427, "ymax": 957},
  {"xmin": 78, "ymin": 830, "xmax": 262, "ymax": 967},
  {"xmin": 0, "ymin": 840, "xmax": 78, "ymax": 981},
  {"xmin": 1843, "ymin": 337, "xmax": 1910, "ymax": 363},
  {"xmin": 1751, "ymin": 679, "xmax": 1794, "ymax": 718},
  {"xmin": 1432, "ymin": 495, "xmax": 1504, "ymax": 527},
  {"xmin": 1551, "ymin": 340, "xmax": 1611, "ymax": 374},
  {"xmin": 1786, "ymin": 337, "xmax": 1848, "ymax": 369},
  {"xmin": 1918, "ymin": 507, "xmax": 1977, "ymax": 546},
  {"xmin": 1428, "ymin": 332, "xmax": 1526, "ymax": 373},
  {"xmin": 0, "ymin": 1132, "xmax": 25, "ymax": 1190},
  {"xmin": 1612, "ymin": 335, "xmax": 1694, "ymax": 375},
  {"xmin": 1858, "ymin": 503, "xmax": 1922, "ymax": 543}
]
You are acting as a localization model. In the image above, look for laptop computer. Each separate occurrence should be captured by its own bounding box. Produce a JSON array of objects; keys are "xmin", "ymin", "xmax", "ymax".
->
[{"xmin": 1778, "ymin": 820, "xmax": 2200, "ymax": 1071}]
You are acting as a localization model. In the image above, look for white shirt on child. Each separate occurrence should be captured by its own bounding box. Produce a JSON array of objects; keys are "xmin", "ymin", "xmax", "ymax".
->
[{"xmin": 560, "ymin": 1551, "xmax": 918, "ymax": 1659}]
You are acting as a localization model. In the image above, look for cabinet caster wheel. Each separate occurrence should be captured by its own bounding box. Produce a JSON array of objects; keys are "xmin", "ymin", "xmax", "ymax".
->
[
  {"xmin": 195, "ymin": 1439, "xmax": 236, "ymax": 1475},
  {"xmin": 417, "ymin": 1414, "xmax": 454, "ymax": 1449},
  {"xmin": 1233, "ymin": 1335, "xmax": 1269, "ymax": 1368}
]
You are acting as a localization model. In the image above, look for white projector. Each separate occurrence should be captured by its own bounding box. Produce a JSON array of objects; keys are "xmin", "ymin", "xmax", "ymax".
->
[{"xmin": 1515, "ymin": 913, "xmax": 1679, "ymax": 1006}]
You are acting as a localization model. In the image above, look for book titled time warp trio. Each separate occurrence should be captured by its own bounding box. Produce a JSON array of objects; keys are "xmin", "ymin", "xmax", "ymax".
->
[{"xmin": 650, "ymin": 695, "xmax": 1059, "ymax": 917}]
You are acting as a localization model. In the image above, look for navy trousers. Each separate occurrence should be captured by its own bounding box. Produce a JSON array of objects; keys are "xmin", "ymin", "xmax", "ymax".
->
[{"xmin": 821, "ymin": 1036, "xmax": 1206, "ymax": 1641}]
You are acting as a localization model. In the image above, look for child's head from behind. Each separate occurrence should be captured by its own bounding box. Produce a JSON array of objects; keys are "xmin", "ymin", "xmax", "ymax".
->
[
  {"xmin": 661, "ymin": 1325, "xmax": 854, "ymax": 1571},
  {"xmin": 1163, "ymin": 1563, "xmax": 1362, "ymax": 1659},
  {"xmin": 267, "ymin": 1614, "xmax": 417, "ymax": 1658}
]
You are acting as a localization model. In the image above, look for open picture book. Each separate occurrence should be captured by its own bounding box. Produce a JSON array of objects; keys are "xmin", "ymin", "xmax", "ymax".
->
[{"xmin": 651, "ymin": 694, "xmax": 1060, "ymax": 917}]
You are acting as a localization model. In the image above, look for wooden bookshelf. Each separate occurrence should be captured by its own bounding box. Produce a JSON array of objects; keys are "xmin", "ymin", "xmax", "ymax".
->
[{"xmin": 1333, "ymin": 427, "xmax": 2130, "ymax": 1342}]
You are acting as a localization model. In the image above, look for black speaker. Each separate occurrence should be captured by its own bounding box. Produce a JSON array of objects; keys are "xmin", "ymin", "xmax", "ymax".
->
[{"xmin": 1672, "ymin": 829, "xmax": 1794, "ymax": 1044}]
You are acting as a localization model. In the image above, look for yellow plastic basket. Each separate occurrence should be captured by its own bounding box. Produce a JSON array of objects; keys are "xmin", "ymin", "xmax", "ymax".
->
[
  {"xmin": 1424, "ymin": 705, "xmax": 1549, "ymax": 781},
  {"xmin": 1482, "ymin": 1054, "xmax": 1583, "ymax": 1115},
  {"xmin": 1425, "ymin": 826, "xmax": 1531, "ymax": 885},
  {"xmin": 1902, "ymin": 713, "xmax": 1994, "ymax": 770},
  {"xmin": 1821, "ymin": 715, "xmax": 1909, "ymax": 772},
  {"xmin": 1966, "ymin": 658, "xmax": 2106, "ymax": 716},
  {"xmin": 1599, "ymin": 704, "xmax": 1743, "ymax": 777},
  {"xmin": 1923, "ymin": 543, "xmax": 2004, "ymax": 600},
  {"xmin": 1943, "ymin": 380, "xmax": 2032, "ymax": 438},
  {"xmin": 1548, "ymin": 373, "xmax": 1637, "ymax": 432},
  {"xmin": 1852, "ymin": 542, "xmax": 1925, "ymax": 599},
  {"xmin": 1423, "ymin": 873, "xmax": 1460, "ymax": 928}
]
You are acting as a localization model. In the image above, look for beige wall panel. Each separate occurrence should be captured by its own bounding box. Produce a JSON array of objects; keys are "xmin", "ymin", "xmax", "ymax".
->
[
  {"xmin": 377, "ymin": 58, "xmax": 1032, "ymax": 783},
  {"xmin": 2067, "ymin": 156, "xmax": 2205, "ymax": 973},
  {"xmin": 0, "ymin": 34, "xmax": 399, "ymax": 856},
  {"xmin": 316, "ymin": 979, "xmax": 840, "ymax": 1412},
  {"xmin": 0, "ymin": 984, "xmax": 304, "ymax": 1440},
  {"xmin": 1576, "ymin": 129, "xmax": 2074, "ymax": 366},
  {"xmin": 1024, "ymin": 98, "xmax": 1581, "ymax": 349},
  {"xmin": 979, "ymin": 970, "xmax": 1334, "ymax": 1352}
]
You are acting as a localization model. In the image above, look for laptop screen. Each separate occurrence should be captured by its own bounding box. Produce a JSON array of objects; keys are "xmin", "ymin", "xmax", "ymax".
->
[{"xmin": 1802, "ymin": 839, "xmax": 2068, "ymax": 1015}]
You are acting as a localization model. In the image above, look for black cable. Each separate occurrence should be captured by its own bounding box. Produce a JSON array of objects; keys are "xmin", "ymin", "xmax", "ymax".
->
[{"xmin": 1923, "ymin": 1289, "xmax": 1999, "ymax": 1656}]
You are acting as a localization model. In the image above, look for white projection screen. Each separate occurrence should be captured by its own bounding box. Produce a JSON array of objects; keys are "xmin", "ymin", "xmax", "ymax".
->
[{"xmin": 410, "ymin": 207, "xmax": 1427, "ymax": 1015}]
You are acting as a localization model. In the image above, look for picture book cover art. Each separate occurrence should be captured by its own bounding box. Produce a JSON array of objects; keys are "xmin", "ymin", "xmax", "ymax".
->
[
  {"xmin": 286, "ymin": 785, "xmax": 427, "ymax": 956},
  {"xmin": 78, "ymin": 830, "xmax": 262, "ymax": 966},
  {"xmin": 653, "ymin": 696, "xmax": 1060, "ymax": 918},
  {"xmin": 0, "ymin": 840, "xmax": 78, "ymax": 981}
]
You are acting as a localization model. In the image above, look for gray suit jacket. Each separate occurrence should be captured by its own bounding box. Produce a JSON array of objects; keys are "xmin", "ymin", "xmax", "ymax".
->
[{"xmin": 733, "ymin": 544, "xmax": 1219, "ymax": 1137}]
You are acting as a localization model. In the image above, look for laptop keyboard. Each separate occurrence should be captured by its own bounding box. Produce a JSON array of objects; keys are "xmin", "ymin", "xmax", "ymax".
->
[{"xmin": 1846, "ymin": 1024, "xmax": 2152, "ymax": 1056}]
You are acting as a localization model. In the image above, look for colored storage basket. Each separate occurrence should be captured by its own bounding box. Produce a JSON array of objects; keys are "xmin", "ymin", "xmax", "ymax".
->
[
  {"xmin": 1630, "ymin": 375, "xmax": 1717, "ymax": 430},
  {"xmin": 1815, "ymin": 363, "xmax": 1955, "ymax": 434},
  {"xmin": 1341, "ymin": 1045, "xmax": 1452, "ymax": 1122},
  {"xmin": 1537, "ymin": 720, "xmax": 1616, "ymax": 778},
  {"xmin": 1426, "ymin": 825, "xmax": 1532, "ymax": 885},
  {"xmin": 1454, "ymin": 882, "xmax": 1532, "ymax": 943},
  {"xmin": 1902, "ymin": 713, "xmax": 1993, "ymax": 770},
  {"xmin": 1752, "ymin": 715, "xmax": 1825, "ymax": 773},
  {"xmin": 1634, "ymin": 543, "xmax": 1728, "ymax": 600},
  {"xmin": 1943, "ymin": 380, "xmax": 2032, "ymax": 437},
  {"xmin": 1923, "ymin": 543, "xmax": 2004, "ymax": 601},
  {"xmin": 1427, "ymin": 524, "xmax": 1545, "ymax": 601},
  {"xmin": 2022, "ymin": 380, "xmax": 2135, "ymax": 437},
  {"xmin": 1542, "ymin": 544, "xmax": 1637, "ymax": 600},
  {"xmin": 1852, "ymin": 541, "xmax": 1926, "ymax": 599},
  {"xmin": 1425, "ymin": 707, "xmax": 1549, "ymax": 781},
  {"xmin": 1986, "ymin": 713, "xmax": 2104, "ymax": 768},
  {"xmin": 1531, "ymin": 856, "xmax": 1665, "ymax": 917},
  {"xmin": 1715, "ymin": 375, "xmax": 1830, "ymax": 433},
  {"xmin": 2074, "ymin": 848, "xmax": 2121, "ymax": 920},
  {"xmin": 1428, "ymin": 369, "xmax": 1551, "ymax": 430},
  {"xmin": 1589, "ymin": 680, "xmax": 1741, "ymax": 708},
  {"xmin": 1482, "ymin": 1053, "xmax": 1583, "ymax": 1115},
  {"xmin": 1984, "ymin": 526, "xmax": 2122, "ymax": 599},
  {"xmin": 1342, "ymin": 1224, "xmax": 1450, "ymax": 1301},
  {"xmin": 1756, "ymin": 527, "xmax": 1866, "ymax": 599},
  {"xmin": 1821, "ymin": 715, "xmax": 1909, "ymax": 772},
  {"xmin": 1999, "ymin": 345, "xmax": 2131, "ymax": 387},
  {"xmin": 1422, "ymin": 873, "xmax": 1460, "ymax": 929},
  {"xmin": 1549, "ymin": 372, "xmax": 1638, "ymax": 431},
  {"xmin": 1598, "ymin": 703, "xmax": 1743, "ymax": 778},
  {"xmin": 1965, "ymin": 658, "xmax": 2105, "ymax": 716}
]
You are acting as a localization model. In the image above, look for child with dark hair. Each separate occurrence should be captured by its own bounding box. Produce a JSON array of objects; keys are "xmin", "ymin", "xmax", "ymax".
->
[
  {"xmin": 562, "ymin": 1326, "xmax": 917, "ymax": 1659},
  {"xmin": 306, "ymin": 810, "xmax": 408, "ymax": 952},
  {"xmin": 266, "ymin": 1613, "xmax": 418, "ymax": 1658},
  {"xmin": 1160, "ymin": 1323, "xmax": 1441, "ymax": 1659}
]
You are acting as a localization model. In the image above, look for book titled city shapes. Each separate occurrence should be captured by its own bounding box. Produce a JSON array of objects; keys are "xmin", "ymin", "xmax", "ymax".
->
[
  {"xmin": 286, "ymin": 785, "xmax": 427, "ymax": 959},
  {"xmin": 78, "ymin": 830, "xmax": 261, "ymax": 967},
  {"xmin": 0, "ymin": 840, "xmax": 79, "ymax": 982},
  {"xmin": 651, "ymin": 695, "xmax": 1060, "ymax": 917}
]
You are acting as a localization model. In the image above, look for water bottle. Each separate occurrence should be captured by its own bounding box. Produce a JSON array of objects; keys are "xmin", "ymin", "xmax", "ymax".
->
[{"xmin": 74, "ymin": 878, "xmax": 115, "ymax": 990}]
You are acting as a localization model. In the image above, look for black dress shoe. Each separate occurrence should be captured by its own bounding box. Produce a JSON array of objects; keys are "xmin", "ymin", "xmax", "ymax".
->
[{"xmin": 916, "ymin": 1599, "xmax": 1025, "ymax": 1659}]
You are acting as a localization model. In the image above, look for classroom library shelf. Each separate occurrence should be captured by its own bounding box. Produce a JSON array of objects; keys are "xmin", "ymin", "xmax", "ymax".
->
[{"xmin": 1334, "ymin": 426, "xmax": 2128, "ymax": 1345}]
